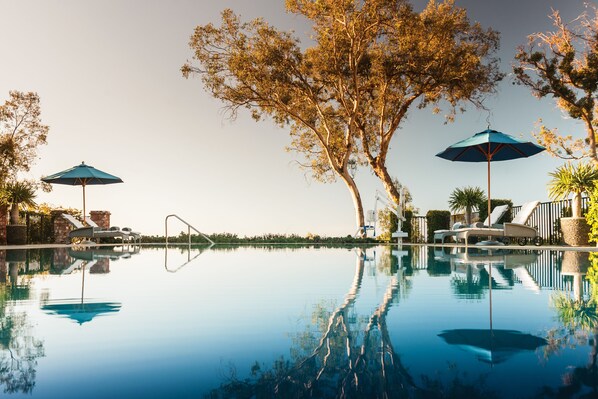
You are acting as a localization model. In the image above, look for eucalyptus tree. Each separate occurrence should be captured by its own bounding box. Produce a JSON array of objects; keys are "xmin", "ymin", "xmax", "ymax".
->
[
  {"xmin": 182, "ymin": 0, "xmax": 502, "ymax": 232},
  {"xmin": 0, "ymin": 91, "xmax": 49, "ymax": 183},
  {"xmin": 514, "ymin": 6, "xmax": 598, "ymax": 166}
]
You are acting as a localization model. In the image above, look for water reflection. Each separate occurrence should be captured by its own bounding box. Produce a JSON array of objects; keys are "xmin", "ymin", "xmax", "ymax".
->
[
  {"xmin": 206, "ymin": 246, "xmax": 419, "ymax": 398},
  {"xmin": 41, "ymin": 248, "xmax": 125, "ymax": 325},
  {"xmin": 0, "ymin": 250, "xmax": 44, "ymax": 394},
  {"xmin": 203, "ymin": 247, "xmax": 598, "ymax": 399}
]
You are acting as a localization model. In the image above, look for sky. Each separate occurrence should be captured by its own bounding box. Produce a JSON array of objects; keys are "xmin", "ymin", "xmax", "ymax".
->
[{"xmin": 0, "ymin": 0, "xmax": 593, "ymax": 237}]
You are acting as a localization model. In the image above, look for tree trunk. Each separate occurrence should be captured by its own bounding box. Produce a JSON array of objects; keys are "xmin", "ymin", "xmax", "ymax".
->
[
  {"xmin": 573, "ymin": 192, "xmax": 582, "ymax": 218},
  {"xmin": 9, "ymin": 203, "xmax": 19, "ymax": 225},
  {"xmin": 338, "ymin": 169, "xmax": 365, "ymax": 236},
  {"xmin": 373, "ymin": 163, "xmax": 401, "ymax": 205},
  {"xmin": 465, "ymin": 206, "xmax": 472, "ymax": 225}
]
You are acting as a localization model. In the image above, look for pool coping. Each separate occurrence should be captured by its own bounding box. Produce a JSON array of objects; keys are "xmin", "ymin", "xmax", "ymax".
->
[{"xmin": 1, "ymin": 242, "xmax": 597, "ymax": 251}]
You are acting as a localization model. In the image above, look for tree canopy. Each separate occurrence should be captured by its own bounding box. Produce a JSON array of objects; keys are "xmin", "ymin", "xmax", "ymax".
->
[
  {"xmin": 0, "ymin": 91, "xmax": 49, "ymax": 183},
  {"xmin": 514, "ymin": 6, "xmax": 598, "ymax": 165},
  {"xmin": 183, "ymin": 0, "xmax": 502, "ymax": 232}
]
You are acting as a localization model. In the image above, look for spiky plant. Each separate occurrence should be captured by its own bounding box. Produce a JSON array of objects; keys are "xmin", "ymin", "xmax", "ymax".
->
[
  {"xmin": 3, "ymin": 181, "xmax": 37, "ymax": 225},
  {"xmin": 548, "ymin": 162, "xmax": 598, "ymax": 218},
  {"xmin": 448, "ymin": 186, "xmax": 486, "ymax": 225}
]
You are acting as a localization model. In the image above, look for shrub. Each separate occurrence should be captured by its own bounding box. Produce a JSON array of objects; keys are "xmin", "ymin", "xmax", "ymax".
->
[
  {"xmin": 587, "ymin": 185, "xmax": 598, "ymax": 245},
  {"xmin": 426, "ymin": 210, "xmax": 450, "ymax": 243}
]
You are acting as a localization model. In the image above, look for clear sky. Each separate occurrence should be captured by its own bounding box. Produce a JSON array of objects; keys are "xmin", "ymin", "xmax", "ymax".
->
[{"xmin": 0, "ymin": 0, "xmax": 592, "ymax": 237}]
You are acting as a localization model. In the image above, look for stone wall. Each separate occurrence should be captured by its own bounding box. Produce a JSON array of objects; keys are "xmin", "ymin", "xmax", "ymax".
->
[{"xmin": 90, "ymin": 211, "xmax": 111, "ymax": 229}]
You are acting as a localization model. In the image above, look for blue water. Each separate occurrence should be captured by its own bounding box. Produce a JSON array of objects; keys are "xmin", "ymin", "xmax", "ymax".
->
[{"xmin": 1, "ymin": 245, "xmax": 597, "ymax": 398}]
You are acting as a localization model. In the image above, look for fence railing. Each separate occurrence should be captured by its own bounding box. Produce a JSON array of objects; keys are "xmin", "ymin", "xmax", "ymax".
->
[{"xmin": 409, "ymin": 197, "xmax": 590, "ymax": 244}]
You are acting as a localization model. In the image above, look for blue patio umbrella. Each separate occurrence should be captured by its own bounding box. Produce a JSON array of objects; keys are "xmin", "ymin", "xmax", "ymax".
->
[
  {"xmin": 436, "ymin": 129, "xmax": 545, "ymax": 229},
  {"xmin": 41, "ymin": 162, "xmax": 123, "ymax": 221}
]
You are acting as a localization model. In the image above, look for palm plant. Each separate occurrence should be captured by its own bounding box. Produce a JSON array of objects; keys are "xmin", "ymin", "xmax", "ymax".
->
[
  {"xmin": 448, "ymin": 186, "xmax": 486, "ymax": 225},
  {"xmin": 548, "ymin": 162, "xmax": 598, "ymax": 218},
  {"xmin": 3, "ymin": 181, "xmax": 37, "ymax": 225}
]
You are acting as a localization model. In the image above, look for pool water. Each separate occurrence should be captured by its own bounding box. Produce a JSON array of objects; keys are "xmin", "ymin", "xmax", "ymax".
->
[{"xmin": 1, "ymin": 245, "xmax": 597, "ymax": 398}]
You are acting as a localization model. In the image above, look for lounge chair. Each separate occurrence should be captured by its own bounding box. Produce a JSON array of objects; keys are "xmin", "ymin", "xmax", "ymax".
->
[
  {"xmin": 433, "ymin": 205, "xmax": 509, "ymax": 244},
  {"xmin": 85, "ymin": 217, "xmax": 140, "ymax": 243},
  {"xmin": 62, "ymin": 214, "xmax": 130, "ymax": 242},
  {"xmin": 455, "ymin": 201, "xmax": 542, "ymax": 247}
]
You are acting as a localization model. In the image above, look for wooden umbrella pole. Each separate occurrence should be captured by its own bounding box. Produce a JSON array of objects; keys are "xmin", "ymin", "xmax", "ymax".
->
[
  {"xmin": 487, "ymin": 156, "xmax": 491, "ymax": 227},
  {"xmin": 82, "ymin": 182, "xmax": 86, "ymax": 224}
]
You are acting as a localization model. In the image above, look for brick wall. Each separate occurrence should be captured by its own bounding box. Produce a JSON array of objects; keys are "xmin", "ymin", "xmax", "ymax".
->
[
  {"xmin": 52, "ymin": 211, "xmax": 73, "ymax": 244},
  {"xmin": 90, "ymin": 211, "xmax": 111, "ymax": 229}
]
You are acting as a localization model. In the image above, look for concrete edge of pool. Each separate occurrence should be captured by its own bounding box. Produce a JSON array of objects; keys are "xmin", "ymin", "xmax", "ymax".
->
[{"xmin": 1, "ymin": 242, "xmax": 597, "ymax": 252}]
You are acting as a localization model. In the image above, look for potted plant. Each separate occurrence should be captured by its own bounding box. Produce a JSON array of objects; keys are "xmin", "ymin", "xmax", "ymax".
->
[
  {"xmin": 448, "ymin": 186, "xmax": 486, "ymax": 225},
  {"xmin": 3, "ymin": 180, "xmax": 37, "ymax": 245},
  {"xmin": 548, "ymin": 162, "xmax": 598, "ymax": 246}
]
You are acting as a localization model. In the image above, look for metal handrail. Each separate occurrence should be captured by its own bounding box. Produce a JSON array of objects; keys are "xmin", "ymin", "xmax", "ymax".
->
[
  {"xmin": 164, "ymin": 244, "xmax": 212, "ymax": 273},
  {"xmin": 165, "ymin": 214, "xmax": 215, "ymax": 245}
]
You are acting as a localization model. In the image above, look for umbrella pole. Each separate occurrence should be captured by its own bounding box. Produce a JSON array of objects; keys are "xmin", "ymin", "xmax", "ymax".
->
[
  {"xmin": 81, "ymin": 266, "xmax": 85, "ymax": 305},
  {"xmin": 82, "ymin": 182, "xmax": 86, "ymax": 223},
  {"xmin": 487, "ymin": 156, "xmax": 491, "ymax": 227}
]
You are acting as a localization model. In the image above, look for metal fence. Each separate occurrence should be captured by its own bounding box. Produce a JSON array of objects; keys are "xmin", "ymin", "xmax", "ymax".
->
[
  {"xmin": 24, "ymin": 212, "xmax": 55, "ymax": 244},
  {"xmin": 410, "ymin": 216, "xmax": 428, "ymax": 244},
  {"xmin": 409, "ymin": 197, "xmax": 590, "ymax": 244}
]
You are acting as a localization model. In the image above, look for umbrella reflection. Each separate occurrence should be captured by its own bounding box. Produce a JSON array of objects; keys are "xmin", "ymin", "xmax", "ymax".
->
[
  {"xmin": 42, "ymin": 300, "xmax": 121, "ymax": 325},
  {"xmin": 440, "ymin": 248, "xmax": 547, "ymax": 364},
  {"xmin": 41, "ymin": 251, "xmax": 121, "ymax": 325},
  {"xmin": 439, "ymin": 328, "xmax": 547, "ymax": 365}
]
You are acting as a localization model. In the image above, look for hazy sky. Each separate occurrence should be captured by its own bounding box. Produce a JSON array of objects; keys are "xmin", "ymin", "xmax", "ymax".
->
[{"xmin": 0, "ymin": 0, "xmax": 592, "ymax": 237}]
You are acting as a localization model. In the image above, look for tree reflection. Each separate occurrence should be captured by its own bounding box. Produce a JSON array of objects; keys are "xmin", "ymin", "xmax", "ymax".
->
[
  {"xmin": 206, "ymin": 247, "xmax": 498, "ymax": 399},
  {"xmin": 541, "ymin": 252, "xmax": 598, "ymax": 398},
  {"xmin": 0, "ymin": 250, "xmax": 44, "ymax": 394}
]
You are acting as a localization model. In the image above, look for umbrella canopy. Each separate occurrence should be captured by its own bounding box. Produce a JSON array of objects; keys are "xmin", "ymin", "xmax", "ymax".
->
[
  {"xmin": 436, "ymin": 129, "xmax": 544, "ymax": 233},
  {"xmin": 438, "ymin": 329, "xmax": 547, "ymax": 364},
  {"xmin": 41, "ymin": 162, "xmax": 123, "ymax": 222},
  {"xmin": 42, "ymin": 300, "xmax": 121, "ymax": 325}
]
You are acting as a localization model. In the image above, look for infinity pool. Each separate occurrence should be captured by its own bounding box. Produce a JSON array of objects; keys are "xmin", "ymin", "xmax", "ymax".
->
[{"xmin": 0, "ymin": 245, "xmax": 597, "ymax": 398}]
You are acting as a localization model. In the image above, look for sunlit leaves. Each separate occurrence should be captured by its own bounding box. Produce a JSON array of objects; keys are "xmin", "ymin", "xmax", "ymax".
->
[
  {"xmin": 0, "ymin": 91, "xmax": 49, "ymax": 184},
  {"xmin": 514, "ymin": 6, "xmax": 598, "ymax": 164},
  {"xmin": 183, "ymin": 0, "xmax": 502, "ymax": 217}
]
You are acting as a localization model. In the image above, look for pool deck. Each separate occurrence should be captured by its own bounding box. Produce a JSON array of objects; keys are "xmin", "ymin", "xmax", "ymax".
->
[{"xmin": 1, "ymin": 242, "xmax": 597, "ymax": 251}]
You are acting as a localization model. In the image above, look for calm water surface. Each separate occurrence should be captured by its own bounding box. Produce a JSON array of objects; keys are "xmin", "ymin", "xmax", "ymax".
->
[{"xmin": 0, "ymin": 245, "xmax": 596, "ymax": 398}]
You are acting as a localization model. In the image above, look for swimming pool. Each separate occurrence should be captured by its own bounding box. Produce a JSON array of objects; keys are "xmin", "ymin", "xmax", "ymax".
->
[{"xmin": 1, "ymin": 245, "xmax": 597, "ymax": 398}]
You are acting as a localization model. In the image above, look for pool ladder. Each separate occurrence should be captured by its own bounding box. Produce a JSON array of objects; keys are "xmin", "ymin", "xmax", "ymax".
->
[{"xmin": 164, "ymin": 214, "xmax": 214, "ymax": 246}]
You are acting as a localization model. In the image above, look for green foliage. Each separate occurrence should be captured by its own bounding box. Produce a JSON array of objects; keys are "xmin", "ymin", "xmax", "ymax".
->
[
  {"xmin": 148, "ymin": 232, "xmax": 377, "ymax": 245},
  {"xmin": 587, "ymin": 185, "xmax": 598, "ymax": 244},
  {"xmin": 548, "ymin": 162, "xmax": 598, "ymax": 201},
  {"xmin": 549, "ymin": 162, "xmax": 598, "ymax": 218},
  {"xmin": 426, "ymin": 210, "xmax": 450, "ymax": 243},
  {"xmin": 377, "ymin": 208, "xmax": 397, "ymax": 242},
  {"xmin": 478, "ymin": 199, "xmax": 513, "ymax": 224},
  {"xmin": 551, "ymin": 292, "xmax": 598, "ymax": 331},
  {"xmin": 2, "ymin": 180, "xmax": 37, "ymax": 225},
  {"xmin": 376, "ymin": 208, "xmax": 413, "ymax": 242},
  {"xmin": 448, "ymin": 186, "xmax": 486, "ymax": 225}
]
